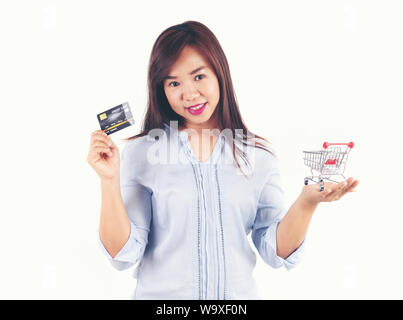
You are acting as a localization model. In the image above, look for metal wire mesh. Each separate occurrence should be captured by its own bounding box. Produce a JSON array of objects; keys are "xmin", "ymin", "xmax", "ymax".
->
[{"xmin": 303, "ymin": 146, "xmax": 348, "ymax": 175}]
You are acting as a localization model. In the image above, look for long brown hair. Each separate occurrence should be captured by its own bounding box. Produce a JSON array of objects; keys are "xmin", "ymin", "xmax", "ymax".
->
[{"xmin": 123, "ymin": 21, "xmax": 274, "ymax": 177}]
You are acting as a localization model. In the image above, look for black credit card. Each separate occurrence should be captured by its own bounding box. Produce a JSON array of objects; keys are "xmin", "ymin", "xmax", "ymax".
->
[{"xmin": 97, "ymin": 102, "xmax": 134, "ymax": 135}]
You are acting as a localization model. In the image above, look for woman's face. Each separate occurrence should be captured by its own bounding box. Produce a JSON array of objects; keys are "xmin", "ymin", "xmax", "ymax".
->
[{"xmin": 163, "ymin": 46, "xmax": 220, "ymax": 131}]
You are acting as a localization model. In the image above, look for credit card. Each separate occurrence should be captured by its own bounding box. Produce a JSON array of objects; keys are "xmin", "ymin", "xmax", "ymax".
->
[{"xmin": 97, "ymin": 102, "xmax": 134, "ymax": 135}]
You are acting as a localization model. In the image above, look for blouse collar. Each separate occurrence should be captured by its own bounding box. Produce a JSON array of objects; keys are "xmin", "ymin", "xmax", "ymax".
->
[
  {"xmin": 163, "ymin": 121, "xmax": 225, "ymax": 144},
  {"xmin": 163, "ymin": 121, "xmax": 227, "ymax": 164}
]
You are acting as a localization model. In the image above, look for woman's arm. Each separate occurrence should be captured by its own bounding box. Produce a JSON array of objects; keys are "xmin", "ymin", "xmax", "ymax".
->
[
  {"xmin": 276, "ymin": 196, "xmax": 316, "ymax": 259},
  {"xmin": 276, "ymin": 177, "xmax": 359, "ymax": 259},
  {"xmin": 99, "ymin": 178, "xmax": 131, "ymax": 258},
  {"xmin": 87, "ymin": 129, "xmax": 131, "ymax": 259}
]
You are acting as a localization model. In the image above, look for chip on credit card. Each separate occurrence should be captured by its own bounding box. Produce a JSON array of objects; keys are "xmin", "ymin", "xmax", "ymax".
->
[{"xmin": 97, "ymin": 102, "xmax": 134, "ymax": 135}]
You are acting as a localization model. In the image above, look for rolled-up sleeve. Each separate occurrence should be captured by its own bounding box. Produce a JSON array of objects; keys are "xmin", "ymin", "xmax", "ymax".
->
[
  {"xmin": 97, "ymin": 140, "xmax": 152, "ymax": 271},
  {"xmin": 251, "ymin": 156, "xmax": 305, "ymax": 271}
]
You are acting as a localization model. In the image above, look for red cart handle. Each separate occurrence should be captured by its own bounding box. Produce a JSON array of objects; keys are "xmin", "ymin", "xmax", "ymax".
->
[{"xmin": 323, "ymin": 142, "xmax": 354, "ymax": 149}]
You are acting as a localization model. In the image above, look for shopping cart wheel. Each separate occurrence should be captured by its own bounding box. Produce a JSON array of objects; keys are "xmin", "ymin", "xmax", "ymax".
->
[
  {"xmin": 319, "ymin": 181, "xmax": 324, "ymax": 192},
  {"xmin": 304, "ymin": 179, "xmax": 308, "ymax": 185}
]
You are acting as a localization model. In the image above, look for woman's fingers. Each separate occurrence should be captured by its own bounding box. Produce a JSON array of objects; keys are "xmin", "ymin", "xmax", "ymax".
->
[
  {"xmin": 93, "ymin": 140, "xmax": 111, "ymax": 148},
  {"xmin": 93, "ymin": 145, "xmax": 112, "ymax": 154},
  {"xmin": 91, "ymin": 129, "xmax": 106, "ymax": 136},
  {"xmin": 91, "ymin": 131, "xmax": 114, "ymax": 147},
  {"xmin": 91, "ymin": 130, "xmax": 112, "ymax": 142},
  {"xmin": 88, "ymin": 130, "xmax": 113, "ymax": 158},
  {"xmin": 88, "ymin": 130, "xmax": 120, "ymax": 180},
  {"xmin": 346, "ymin": 180, "xmax": 360, "ymax": 192},
  {"xmin": 324, "ymin": 178, "xmax": 359, "ymax": 200},
  {"xmin": 338, "ymin": 178, "xmax": 359, "ymax": 195},
  {"xmin": 91, "ymin": 131, "xmax": 110, "ymax": 142},
  {"xmin": 324, "ymin": 180, "xmax": 347, "ymax": 197}
]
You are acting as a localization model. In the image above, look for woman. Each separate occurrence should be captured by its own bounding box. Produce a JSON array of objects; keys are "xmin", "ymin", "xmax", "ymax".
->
[{"xmin": 87, "ymin": 21, "xmax": 359, "ymax": 299}]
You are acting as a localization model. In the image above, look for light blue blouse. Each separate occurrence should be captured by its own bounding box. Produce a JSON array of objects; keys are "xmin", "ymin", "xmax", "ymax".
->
[{"xmin": 98, "ymin": 122, "xmax": 305, "ymax": 300}]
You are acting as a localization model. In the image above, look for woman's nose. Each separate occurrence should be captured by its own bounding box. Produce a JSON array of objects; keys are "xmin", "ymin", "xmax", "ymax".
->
[{"xmin": 182, "ymin": 83, "xmax": 200, "ymax": 101}]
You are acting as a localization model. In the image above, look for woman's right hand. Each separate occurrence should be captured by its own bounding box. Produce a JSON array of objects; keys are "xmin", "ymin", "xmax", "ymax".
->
[{"xmin": 87, "ymin": 130, "xmax": 120, "ymax": 181}]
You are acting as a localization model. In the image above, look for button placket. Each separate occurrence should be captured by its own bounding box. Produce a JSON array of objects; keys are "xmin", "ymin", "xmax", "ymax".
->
[{"xmin": 178, "ymin": 129, "xmax": 227, "ymax": 300}]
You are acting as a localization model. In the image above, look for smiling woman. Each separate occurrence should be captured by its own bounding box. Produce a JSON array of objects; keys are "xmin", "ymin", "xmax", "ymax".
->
[
  {"xmin": 124, "ymin": 21, "xmax": 274, "ymax": 175},
  {"xmin": 88, "ymin": 20, "xmax": 359, "ymax": 301},
  {"xmin": 162, "ymin": 49, "xmax": 220, "ymax": 127}
]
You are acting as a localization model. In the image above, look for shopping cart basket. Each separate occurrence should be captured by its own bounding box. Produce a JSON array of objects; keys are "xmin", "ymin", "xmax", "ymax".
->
[{"xmin": 303, "ymin": 142, "xmax": 354, "ymax": 192}]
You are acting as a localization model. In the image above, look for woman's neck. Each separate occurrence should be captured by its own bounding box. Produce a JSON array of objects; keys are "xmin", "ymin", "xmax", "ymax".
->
[{"xmin": 179, "ymin": 115, "xmax": 221, "ymax": 136}]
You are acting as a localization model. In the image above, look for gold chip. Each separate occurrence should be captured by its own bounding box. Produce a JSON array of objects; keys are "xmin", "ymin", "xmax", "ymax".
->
[{"xmin": 99, "ymin": 113, "xmax": 107, "ymax": 120}]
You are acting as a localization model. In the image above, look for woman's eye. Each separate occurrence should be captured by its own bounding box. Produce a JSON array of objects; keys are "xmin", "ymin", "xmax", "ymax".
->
[
  {"xmin": 168, "ymin": 74, "xmax": 205, "ymax": 87},
  {"xmin": 168, "ymin": 81, "xmax": 179, "ymax": 87}
]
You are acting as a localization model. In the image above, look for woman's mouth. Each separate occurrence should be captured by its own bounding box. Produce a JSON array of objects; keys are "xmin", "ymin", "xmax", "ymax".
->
[{"xmin": 186, "ymin": 102, "xmax": 207, "ymax": 115}]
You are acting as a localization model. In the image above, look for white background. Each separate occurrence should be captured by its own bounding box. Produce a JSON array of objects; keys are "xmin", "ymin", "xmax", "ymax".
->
[{"xmin": 0, "ymin": 0, "xmax": 402, "ymax": 299}]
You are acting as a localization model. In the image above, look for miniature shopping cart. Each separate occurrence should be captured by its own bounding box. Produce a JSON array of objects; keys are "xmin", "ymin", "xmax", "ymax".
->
[{"xmin": 303, "ymin": 142, "xmax": 354, "ymax": 192}]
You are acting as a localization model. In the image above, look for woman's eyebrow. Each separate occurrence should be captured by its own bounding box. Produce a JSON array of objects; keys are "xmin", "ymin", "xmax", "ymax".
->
[{"xmin": 165, "ymin": 66, "xmax": 206, "ymax": 80}]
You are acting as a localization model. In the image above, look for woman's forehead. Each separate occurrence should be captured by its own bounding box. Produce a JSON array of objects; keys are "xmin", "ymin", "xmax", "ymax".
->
[{"xmin": 168, "ymin": 47, "xmax": 211, "ymax": 75}]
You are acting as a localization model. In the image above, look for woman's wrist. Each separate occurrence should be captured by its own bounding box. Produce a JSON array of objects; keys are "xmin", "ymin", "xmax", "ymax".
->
[
  {"xmin": 101, "ymin": 177, "xmax": 120, "ymax": 191},
  {"xmin": 297, "ymin": 193, "xmax": 319, "ymax": 212}
]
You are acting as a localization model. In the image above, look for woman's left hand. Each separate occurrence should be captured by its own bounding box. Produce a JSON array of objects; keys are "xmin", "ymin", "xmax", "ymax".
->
[{"xmin": 299, "ymin": 177, "xmax": 360, "ymax": 206}]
